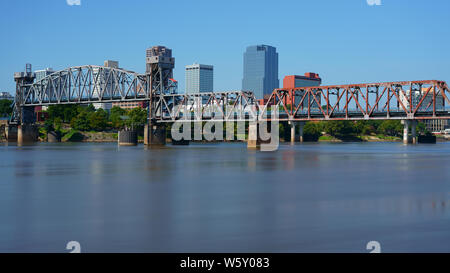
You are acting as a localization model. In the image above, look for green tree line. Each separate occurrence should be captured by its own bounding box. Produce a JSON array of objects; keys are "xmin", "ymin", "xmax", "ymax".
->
[
  {"xmin": 0, "ymin": 99, "xmax": 13, "ymax": 117},
  {"xmin": 44, "ymin": 105, "xmax": 147, "ymax": 133},
  {"xmin": 301, "ymin": 120, "xmax": 428, "ymax": 141}
]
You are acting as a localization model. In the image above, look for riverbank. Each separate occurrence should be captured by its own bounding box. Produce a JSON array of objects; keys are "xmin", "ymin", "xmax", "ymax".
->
[
  {"xmin": 317, "ymin": 134, "xmax": 402, "ymax": 143},
  {"xmin": 3, "ymin": 125, "xmax": 450, "ymax": 143}
]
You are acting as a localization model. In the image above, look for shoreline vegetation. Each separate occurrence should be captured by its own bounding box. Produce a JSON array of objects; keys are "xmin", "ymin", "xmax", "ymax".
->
[{"xmin": 0, "ymin": 102, "xmax": 447, "ymax": 144}]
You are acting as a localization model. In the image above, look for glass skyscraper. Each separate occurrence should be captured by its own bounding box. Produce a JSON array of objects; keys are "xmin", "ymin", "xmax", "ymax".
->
[
  {"xmin": 242, "ymin": 45, "xmax": 279, "ymax": 99},
  {"xmin": 185, "ymin": 63, "xmax": 214, "ymax": 94}
]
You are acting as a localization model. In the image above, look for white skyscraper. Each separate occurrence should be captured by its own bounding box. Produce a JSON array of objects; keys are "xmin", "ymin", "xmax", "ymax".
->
[{"xmin": 185, "ymin": 63, "xmax": 213, "ymax": 94}]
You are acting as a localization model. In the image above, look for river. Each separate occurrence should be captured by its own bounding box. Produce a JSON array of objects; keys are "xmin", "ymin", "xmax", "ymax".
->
[{"xmin": 0, "ymin": 142, "xmax": 450, "ymax": 252}]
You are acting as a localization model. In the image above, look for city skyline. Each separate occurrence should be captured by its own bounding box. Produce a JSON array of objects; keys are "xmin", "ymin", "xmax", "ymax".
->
[{"xmin": 0, "ymin": 0, "xmax": 449, "ymax": 95}]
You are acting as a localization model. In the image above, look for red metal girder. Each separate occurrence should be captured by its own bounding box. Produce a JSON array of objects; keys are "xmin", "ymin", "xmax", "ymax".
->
[
  {"xmin": 438, "ymin": 83, "xmax": 450, "ymax": 105},
  {"xmin": 345, "ymin": 88, "xmax": 349, "ymax": 118},
  {"xmin": 275, "ymin": 91, "xmax": 290, "ymax": 117},
  {"xmin": 348, "ymin": 87, "xmax": 367, "ymax": 115},
  {"xmin": 273, "ymin": 80, "xmax": 443, "ymax": 93},
  {"xmin": 293, "ymin": 90, "xmax": 309, "ymax": 116},
  {"xmin": 433, "ymin": 86, "xmax": 437, "ymax": 117},
  {"xmin": 413, "ymin": 86, "xmax": 432, "ymax": 115},
  {"xmin": 329, "ymin": 88, "xmax": 346, "ymax": 117},
  {"xmin": 262, "ymin": 80, "xmax": 449, "ymax": 122},
  {"xmin": 390, "ymin": 86, "xmax": 409, "ymax": 114},
  {"xmin": 312, "ymin": 89, "xmax": 327, "ymax": 117}
]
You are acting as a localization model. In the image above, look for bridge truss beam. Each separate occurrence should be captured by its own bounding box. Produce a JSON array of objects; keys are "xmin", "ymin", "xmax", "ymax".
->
[
  {"xmin": 261, "ymin": 80, "xmax": 450, "ymax": 121},
  {"xmin": 153, "ymin": 91, "xmax": 259, "ymax": 122},
  {"xmin": 18, "ymin": 65, "xmax": 150, "ymax": 107}
]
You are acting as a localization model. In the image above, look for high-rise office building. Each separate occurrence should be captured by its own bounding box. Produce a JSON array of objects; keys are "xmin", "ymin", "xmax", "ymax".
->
[
  {"xmin": 35, "ymin": 68, "xmax": 55, "ymax": 82},
  {"xmin": 242, "ymin": 45, "xmax": 279, "ymax": 99},
  {"xmin": 185, "ymin": 63, "xmax": 214, "ymax": 94}
]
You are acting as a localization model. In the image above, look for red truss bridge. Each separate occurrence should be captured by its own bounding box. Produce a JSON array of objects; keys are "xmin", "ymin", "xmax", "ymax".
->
[{"xmin": 259, "ymin": 80, "xmax": 450, "ymax": 121}]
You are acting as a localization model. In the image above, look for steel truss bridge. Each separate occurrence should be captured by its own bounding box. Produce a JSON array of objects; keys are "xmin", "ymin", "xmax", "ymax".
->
[
  {"xmin": 264, "ymin": 80, "xmax": 450, "ymax": 121},
  {"xmin": 12, "ymin": 65, "xmax": 450, "ymax": 124}
]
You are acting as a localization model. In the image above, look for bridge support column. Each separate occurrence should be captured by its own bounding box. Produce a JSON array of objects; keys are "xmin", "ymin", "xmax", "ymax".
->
[
  {"xmin": 17, "ymin": 124, "xmax": 38, "ymax": 144},
  {"xmin": 247, "ymin": 122, "xmax": 260, "ymax": 149},
  {"xmin": 299, "ymin": 122, "xmax": 305, "ymax": 143},
  {"xmin": 411, "ymin": 120, "xmax": 418, "ymax": 144},
  {"xmin": 144, "ymin": 122, "xmax": 166, "ymax": 146},
  {"xmin": 288, "ymin": 121, "xmax": 296, "ymax": 143},
  {"xmin": 288, "ymin": 121, "xmax": 305, "ymax": 143},
  {"xmin": 402, "ymin": 120, "xmax": 412, "ymax": 144},
  {"xmin": 5, "ymin": 125, "xmax": 18, "ymax": 142},
  {"xmin": 118, "ymin": 130, "xmax": 138, "ymax": 146}
]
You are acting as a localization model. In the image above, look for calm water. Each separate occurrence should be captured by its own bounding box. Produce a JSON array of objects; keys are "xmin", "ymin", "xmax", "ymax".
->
[{"xmin": 0, "ymin": 141, "xmax": 450, "ymax": 253}]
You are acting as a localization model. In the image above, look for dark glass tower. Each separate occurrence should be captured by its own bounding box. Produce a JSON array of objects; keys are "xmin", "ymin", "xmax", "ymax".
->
[{"xmin": 242, "ymin": 45, "xmax": 279, "ymax": 99}]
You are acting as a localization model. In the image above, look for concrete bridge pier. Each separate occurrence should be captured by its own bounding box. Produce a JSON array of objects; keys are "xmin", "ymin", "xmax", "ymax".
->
[
  {"xmin": 17, "ymin": 124, "xmax": 39, "ymax": 144},
  {"xmin": 411, "ymin": 120, "xmax": 418, "ymax": 144},
  {"xmin": 402, "ymin": 120, "xmax": 418, "ymax": 144},
  {"xmin": 5, "ymin": 125, "xmax": 18, "ymax": 142},
  {"xmin": 402, "ymin": 120, "xmax": 410, "ymax": 144},
  {"xmin": 288, "ymin": 121, "xmax": 305, "ymax": 143},
  {"xmin": 298, "ymin": 122, "xmax": 305, "ymax": 143},
  {"xmin": 144, "ymin": 122, "xmax": 166, "ymax": 146},
  {"xmin": 247, "ymin": 122, "xmax": 260, "ymax": 149},
  {"xmin": 118, "ymin": 130, "xmax": 138, "ymax": 146},
  {"xmin": 288, "ymin": 121, "xmax": 296, "ymax": 143}
]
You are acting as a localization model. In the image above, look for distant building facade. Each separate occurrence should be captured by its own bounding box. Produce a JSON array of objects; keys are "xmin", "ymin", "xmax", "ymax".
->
[
  {"xmin": 283, "ymin": 73, "xmax": 322, "ymax": 88},
  {"xmin": 185, "ymin": 63, "xmax": 214, "ymax": 94},
  {"xmin": 0, "ymin": 92, "xmax": 14, "ymax": 100},
  {"xmin": 111, "ymin": 101, "xmax": 146, "ymax": 110},
  {"xmin": 242, "ymin": 45, "xmax": 279, "ymax": 99},
  {"xmin": 35, "ymin": 68, "xmax": 55, "ymax": 82},
  {"xmin": 422, "ymin": 119, "xmax": 449, "ymax": 133},
  {"xmin": 399, "ymin": 88, "xmax": 447, "ymax": 133},
  {"xmin": 277, "ymin": 73, "xmax": 322, "ymax": 110},
  {"xmin": 92, "ymin": 60, "xmax": 121, "ymax": 111},
  {"xmin": 399, "ymin": 88, "xmax": 445, "ymax": 112}
]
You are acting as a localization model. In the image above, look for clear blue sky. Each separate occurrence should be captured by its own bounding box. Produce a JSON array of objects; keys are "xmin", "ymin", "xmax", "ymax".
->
[{"xmin": 0, "ymin": 0, "xmax": 449, "ymax": 94}]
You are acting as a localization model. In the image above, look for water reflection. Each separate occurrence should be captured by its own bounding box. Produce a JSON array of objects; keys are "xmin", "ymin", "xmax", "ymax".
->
[{"xmin": 0, "ymin": 142, "xmax": 450, "ymax": 252}]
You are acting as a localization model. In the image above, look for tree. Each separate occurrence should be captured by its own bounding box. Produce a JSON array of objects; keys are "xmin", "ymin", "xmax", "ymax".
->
[
  {"xmin": 0, "ymin": 99, "xmax": 13, "ymax": 117},
  {"xmin": 126, "ymin": 107, "xmax": 147, "ymax": 130},
  {"xmin": 303, "ymin": 122, "xmax": 322, "ymax": 141},
  {"xmin": 109, "ymin": 106, "xmax": 127, "ymax": 129},
  {"xmin": 378, "ymin": 120, "xmax": 402, "ymax": 136},
  {"xmin": 71, "ymin": 110, "xmax": 91, "ymax": 131},
  {"xmin": 88, "ymin": 109, "xmax": 109, "ymax": 131},
  {"xmin": 355, "ymin": 120, "xmax": 381, "ymax": 136},
  {"xmin": 417, "ymin": 122, "xmax": 428, "ymax": 135},
  {"xmin": 47, "ymin": 104, "xmax": 79, "ymax": 123},
  {"xmin": 325, "ymin": 121, "xmax": 357, "ymax": 137}
]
